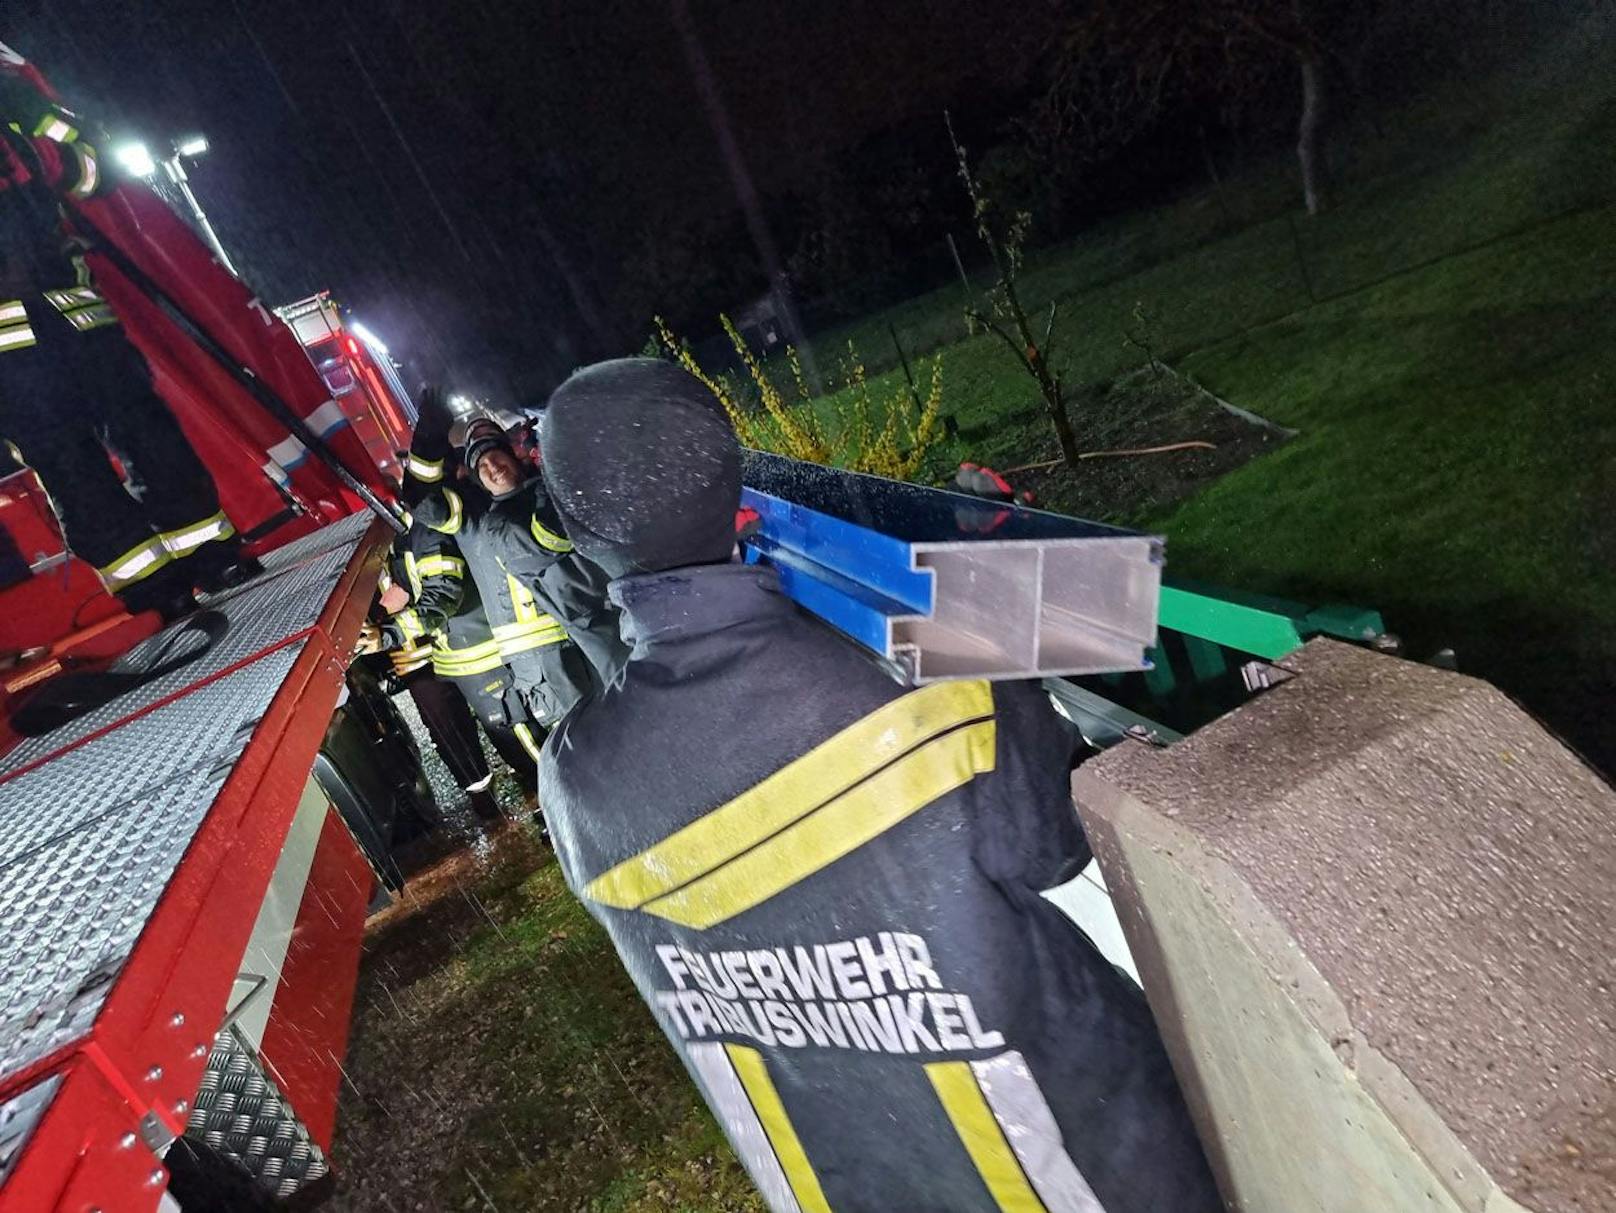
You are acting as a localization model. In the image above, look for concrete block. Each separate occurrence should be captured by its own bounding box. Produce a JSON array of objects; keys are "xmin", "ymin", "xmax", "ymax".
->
[{"xmin": 1071, "ymin": 639, "xmax": 1614, "ymax": 1213}]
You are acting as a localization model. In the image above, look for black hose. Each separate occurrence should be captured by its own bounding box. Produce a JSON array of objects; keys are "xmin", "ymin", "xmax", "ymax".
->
[{"xmin": 10, "ymin": 609, "xmax": 230, "ymax": 736}]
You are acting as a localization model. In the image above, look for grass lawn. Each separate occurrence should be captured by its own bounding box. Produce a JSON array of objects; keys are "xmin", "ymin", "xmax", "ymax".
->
[
  {"xmin": 804, "ymin": 54, "xmax": 1616, "ymax": 774},
  {"xmin": 326, "ymin": 828, "xmax": 766, "ymax": 1213}
]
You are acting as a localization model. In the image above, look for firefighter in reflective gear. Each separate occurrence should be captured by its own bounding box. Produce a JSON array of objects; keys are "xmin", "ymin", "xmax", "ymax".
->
[
  {"xmin": 367, "ymin": 548, "xmax": 500, "ymax": 822},
  {"xmin": 403, "ymin": 395, "xmax": 621, "ymax": 723},
  {"xmin": 538, "ymin": 360, "xmax": 1222, "ymax": 1213},
  {"xmin": 366, "ymin": 564, "xmax": 500, "ymax": 817},
  {"xmin": 0, "ymin": 44, "xmax": 240, "ymax": 614},
  {"xmin": 380, "ymin": 518, "xmax": 544, "ymax": 788}
]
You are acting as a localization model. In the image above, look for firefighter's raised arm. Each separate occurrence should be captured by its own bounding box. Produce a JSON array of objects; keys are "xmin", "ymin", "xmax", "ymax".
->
[
  {"xmin": 0, "ymin": 60, "xmax": 106, "ymax": 201},
  {"xmin": 401, "ymin": 384, "xmax": 454, "ymax": 499}
]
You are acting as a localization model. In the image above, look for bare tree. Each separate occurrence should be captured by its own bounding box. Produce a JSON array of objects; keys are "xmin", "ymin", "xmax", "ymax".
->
[
  {"xmin": 948, "ymin": 115, "xmax": 1082, "ymax": 468},
  {"xmin": 1029, "ymin": 0, "xmax": 1354, "ymax": 215}
]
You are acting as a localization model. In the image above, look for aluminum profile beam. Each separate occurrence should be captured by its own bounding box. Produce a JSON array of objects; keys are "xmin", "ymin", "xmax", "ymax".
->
[{"xmin": 741, "ymin": 452, "xmax": 1163, "ymax": 683}]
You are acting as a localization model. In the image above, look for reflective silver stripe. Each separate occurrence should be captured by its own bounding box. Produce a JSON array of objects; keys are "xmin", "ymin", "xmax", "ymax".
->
[
  {"xmin": 45, "ymin": 287, "xmax": 102, "ymax": 309},
  {"xmin": 403, "ymin": 550, "xmax": 423, "ymax": 598},
  {"xmin": 162, "ymin": 511, "xmax": 235, "ymax": 557},
  {"xmin": 407, "ymin": 452, "xmax": 444, "ymax": 482},
  {"xmin": 262, "ymin": 459, "xmax": 290, "ymax": 486},
  {"xmin": 514, "ymin": 722, "xmax": 542, "ymax": 762},
  {"xmin": 971, "ymin": 1051, "xmax": 1105, "ymax": 1212},
  {"xmin": 427, "ymin": 488, "xmax": 462, "ymax": 535},
  {"xmin": 0, "ymin": 301, "xmax": 26, "ymax": 323},
  {"xmin": 684, "ymin": 1044, "xmax": 804, "ymax": 1213},
  {"xmin": 65, "ymin": 304, "xmax": 118, "ymax": 331},
  {"xmin": 0, "ymin": 325, "xmax": 37, "ymax": 351},
  {"xmin": 268, "ymin": 433, "xmax": 307, "ymax": 468},
  {"xmin": 416, "ymin": 553, "xmax": 465, "ymax": 579},
  {"xmin": 396, "ymin": 609, "xmax": 426, "ymax": 639},
  {"xmin": 70, "ymin": 142, "xmax": 98, "ymax": 197},
  {"xmin": 100, "ymin": 537, "xmax": 170, "ymax": 591},
  {"xmin": 529, "ymin": 514, "xmax": 573, "ymax": 552},
  {"xmin": 305, "ymin": 398, "xmax": 348, "ymax": 435},
  {"xmin": 35, "ymin": 115, "xmax": 74, "ymax": 142},
  {"xmin": 492, "ymin": 618, "xmax": 565, "ymax": 641}
]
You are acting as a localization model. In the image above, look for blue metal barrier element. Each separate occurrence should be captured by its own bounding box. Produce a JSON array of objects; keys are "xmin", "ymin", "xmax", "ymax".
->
[{"xmin": 739, "ymin": 453, "xmax": 1163, "ymax": 682}]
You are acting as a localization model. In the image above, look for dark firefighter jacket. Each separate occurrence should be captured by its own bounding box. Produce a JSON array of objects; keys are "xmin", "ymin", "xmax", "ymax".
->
[
  {"xmin": 404, "ymin": 425, "xmax": 627, "ymax": 700},
  {"xmin": 541, "ymin": 562, "xmax": 1221, "ymax": 1213},
  {"xmin": 0, "ymin": 61, "xmax": 112, "ymax": 316},
  {"xmin": 378, "ymin": 521, "xmax": 525, "ymax": 680}
]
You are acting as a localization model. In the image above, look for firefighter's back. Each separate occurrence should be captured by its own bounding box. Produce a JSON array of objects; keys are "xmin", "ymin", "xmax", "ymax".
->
[{"xmin": 543, "ymin": 561, "xmax": 1221, "ymax": 1213}]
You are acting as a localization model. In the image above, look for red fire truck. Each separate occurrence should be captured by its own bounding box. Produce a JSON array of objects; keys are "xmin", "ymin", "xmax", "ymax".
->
[
  {"xmin": 0, "ymin": 131, "xmax": 428, "ymax": 1211},
  {"xmin": 275, "ymin": 294, "xmax": 417, "ymax": 485}
]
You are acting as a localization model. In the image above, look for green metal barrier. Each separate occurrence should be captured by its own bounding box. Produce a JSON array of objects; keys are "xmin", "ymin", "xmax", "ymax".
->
[{"xmin": 1048, "ymin": 579, "xmax": 1387, "ymax": 750}]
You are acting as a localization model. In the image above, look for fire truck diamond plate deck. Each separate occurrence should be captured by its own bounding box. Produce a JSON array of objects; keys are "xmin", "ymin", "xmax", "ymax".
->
[{"xmin": 0, "ymin": 513, "xmax": 383, "ymax": 1213}]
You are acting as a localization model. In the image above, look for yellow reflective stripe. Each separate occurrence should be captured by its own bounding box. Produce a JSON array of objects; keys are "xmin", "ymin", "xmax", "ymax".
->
[
  {"xmin": 46, "ymin": 287, "xmax": 102, "ymax": 309},
  {"xmin": 69, "ymin": 143, "xmax": 98, "ymax": 197},
  {"xmin": 514, "ymin": 722, "xmax": 542, "ymax": 762},
  {"xmin": 492, "ymin": 623, "xmax": 567, "ymax": 656},
  {"xmin": 506, "ymin": 573, "xmax": 539, "ymax": 623},
  {"xmin": 492, "ymin": 618, "xmax": 565, "ymax": 641},
  {"xmin": 416, "ymin": 553, "xmax": 465, "ymax": 579},
  {"xmin": 0, "ymin": 325, "xmax": 37, "ymax": 352},
  {"xmin": 403, "ymin": 550, "xmax": 423, "ymax": 598},
  {"xmin": 432, "ymin": 636, "xmax": 501, "ymax": 662},
  {"xmin": 529, "ymin": 513, "xmax": 573, "ymax": 552},
  {"xmin": 427, "ymin": 488, "xmax": 462, "ymax": 534},
  {"xmin": 407, "ymin": 452, "xmax": 444, "ymax": 482},
  {"xmin": 396, "ymin": 609, "xmax": 426, "ymax": 639},
  {"xmin": 432, "ymin": 650, "xmax": 504, "ymax": 677},
  {"xmin": 65, "ymin": 305, "xmax": 118, "ymax": 331},
  {"xmin": 99, "ymin": 535, "xmax": 171, "ymax": 591},
  {"xmin": 33, "ymin": 114, "xmax": 76, "ymax": 142},
  {"xmin": 725, "ymin": 1046, "xmax": 831, "ymax": 1213},
  {"xmin": 585, "ymin": 680, "xmax": 995, "ymax": 920},
  {"xmin": 0, "ymin": 301, "xmax": 27, "ymax": 323},
  {"xmin": 494, "ymin": 634, "xmax": 566, "ymax": 657},
  {"xmin": 398, "ymin": 509, "xmax": 414, "ymax": 529},
  {"xmin": 925, "ymin": 1062, "xmax": 1048, "ymax": 1212},
  {"xmin": 431, "ymin": 636, "xmax": 504, "ymax": 673},
  {"xmin": 160, "ymin": 510, "xmax": 235, "ymax": 558}
]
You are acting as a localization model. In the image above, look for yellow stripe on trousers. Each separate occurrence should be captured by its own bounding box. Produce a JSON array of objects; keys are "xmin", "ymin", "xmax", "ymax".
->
[
  {"xmin": 726, "ymin": 1045, "xmax": 831, "ymax": 1213},
  {"xmin": 583, "ymin": 679, "xmax": 996, "ymax": 928},
  {"xmin": 926, "ymin": 1061, "xmax": 1048, "ymax": 1213}
]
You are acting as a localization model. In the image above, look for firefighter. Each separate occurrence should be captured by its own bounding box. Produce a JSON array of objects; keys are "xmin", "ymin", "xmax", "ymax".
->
[
  {"xmin": 536, "ymin": 359, "xmax": 1223, "ymax": 1213},
  {"xmin": 366, "ymin": 517, "xmax": 544, "ymax": 800},
  {"xmin": 403, "ymin": 392, "xmax": 624, "ymax": 726},
  {"xmin": 0, "ymin": 43, "xmax": 242, "ymax": 615},
  {"xmin": 364, "ymin": 566, "xmax": 501, "ymax": 821}
]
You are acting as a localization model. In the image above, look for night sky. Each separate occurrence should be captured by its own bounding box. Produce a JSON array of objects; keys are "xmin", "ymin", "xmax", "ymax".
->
[{"xmin": 8, "ymin": 1, "xmax": 1036, "ymax": 403}]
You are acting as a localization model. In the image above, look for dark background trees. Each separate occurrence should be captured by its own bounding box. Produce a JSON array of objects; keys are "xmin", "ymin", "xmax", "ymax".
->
[{"xmin": 5, "ymin": 0, "xmax": 1592, "ymax": 400}]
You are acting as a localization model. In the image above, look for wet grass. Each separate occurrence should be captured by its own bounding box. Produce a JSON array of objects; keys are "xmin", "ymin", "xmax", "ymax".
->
[
  {"xmin": 326, "ymin": 828, "xmax": 765, "ymax": 1212},
  {"xmin": 803, "ymin": 58, "xmax": 1616, "ymax": 775}
]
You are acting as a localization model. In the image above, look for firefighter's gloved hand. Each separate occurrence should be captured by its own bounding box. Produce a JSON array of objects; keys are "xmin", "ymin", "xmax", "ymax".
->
[
  {"xmin": 355, "ymin": 621, "xmax": 386, "ymax": 655},
  {"xmin": 416, "ymin": 384, "xmax": 455, "ymax": 437}
]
